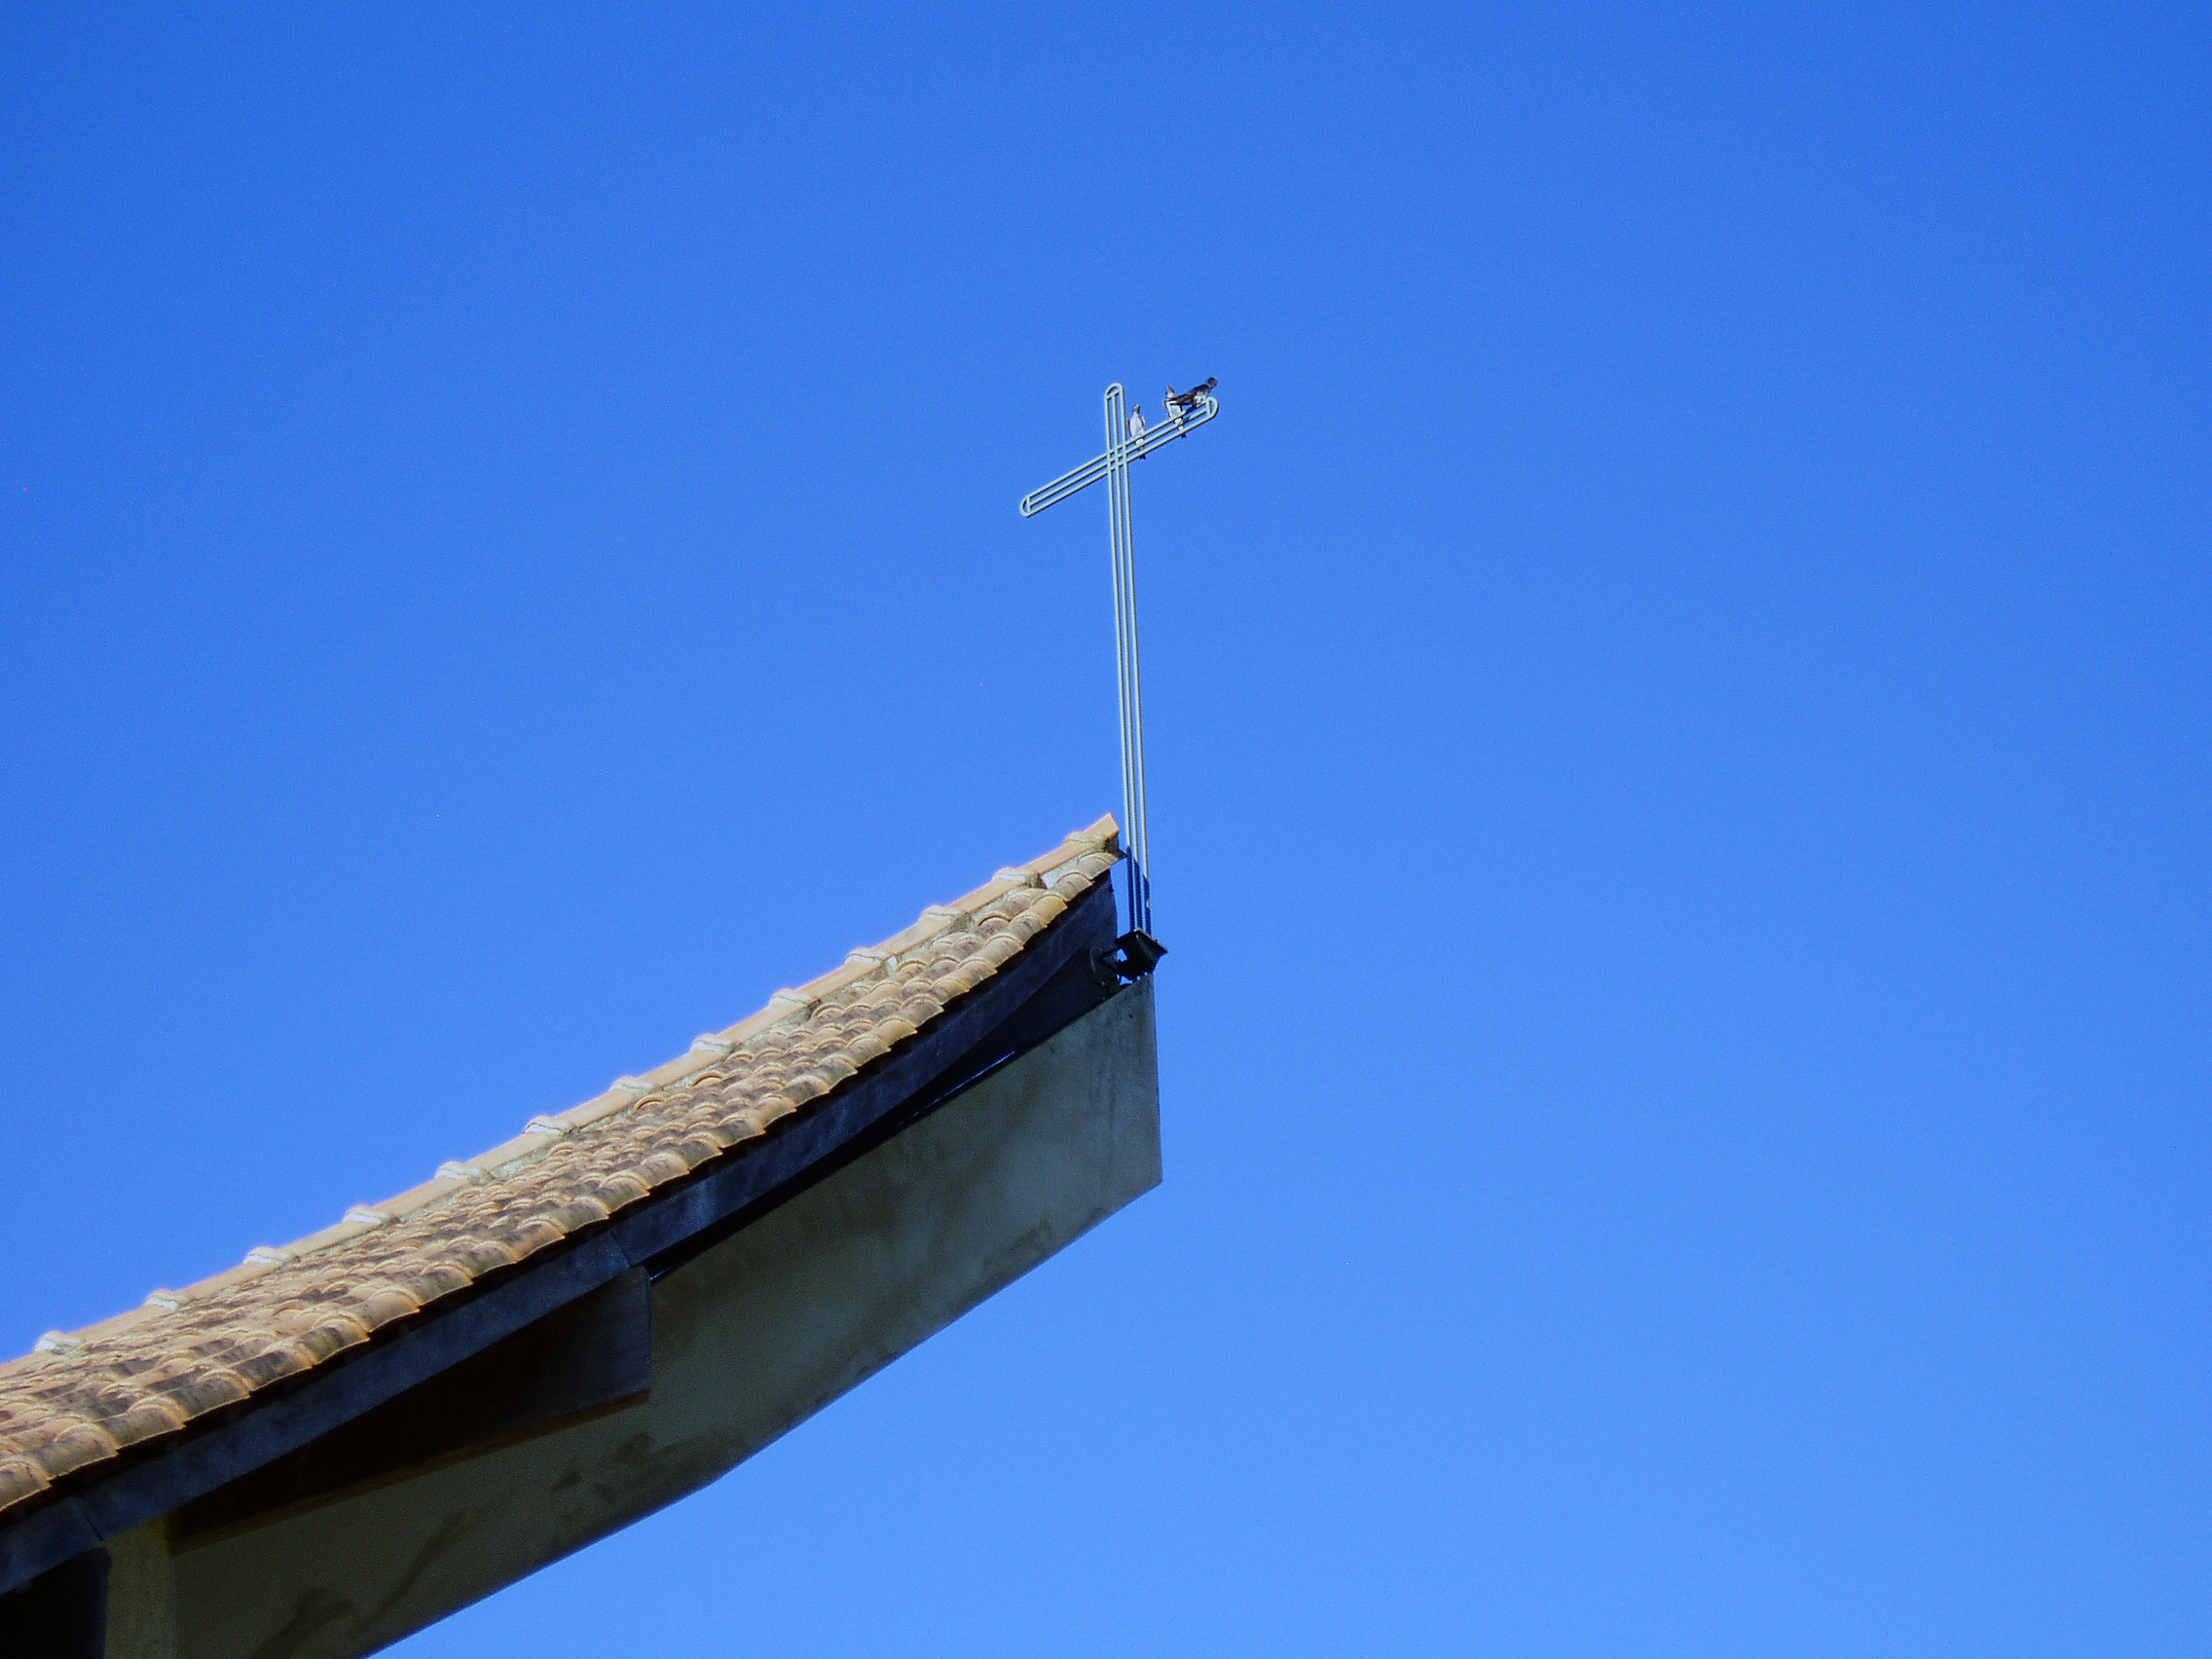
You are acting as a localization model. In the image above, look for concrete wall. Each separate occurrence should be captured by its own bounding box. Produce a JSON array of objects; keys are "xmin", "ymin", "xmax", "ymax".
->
[{"xmin": 111, "ymin": 980, "xmax": 1158, "ymax": 1659}]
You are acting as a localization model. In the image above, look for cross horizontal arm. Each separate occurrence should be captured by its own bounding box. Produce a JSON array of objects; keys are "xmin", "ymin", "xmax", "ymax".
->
[
  {"xmin": 1017, "ymin": 393, "xmax": 1220, "ymax": 516},
  {"xmin": 1018, "ymin": 452, "xmax": 1113, "ymax": 517}
]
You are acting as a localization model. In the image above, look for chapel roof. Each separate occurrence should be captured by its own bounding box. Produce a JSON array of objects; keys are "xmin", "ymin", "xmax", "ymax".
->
[{"xmin": 0, "ymin": 819, "xmax": 1123, "ymax": 1523}]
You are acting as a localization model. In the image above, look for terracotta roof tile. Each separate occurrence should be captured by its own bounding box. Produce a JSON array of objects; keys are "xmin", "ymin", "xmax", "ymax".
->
[{"xmin": 0, "ymin": 818, "xmax": 1123, "ymax": 1522}]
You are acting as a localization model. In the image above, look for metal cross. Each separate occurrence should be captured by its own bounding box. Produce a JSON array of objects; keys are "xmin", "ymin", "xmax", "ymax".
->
[{"xmin": 1020, "ymin": 379, "xmax": 1220, "ymax": 953}]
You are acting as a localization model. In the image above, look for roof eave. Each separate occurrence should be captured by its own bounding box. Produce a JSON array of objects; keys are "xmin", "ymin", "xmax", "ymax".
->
[{"xmin": 0, "ymin": 872, "xmax": 1126, "ymax": 1600}]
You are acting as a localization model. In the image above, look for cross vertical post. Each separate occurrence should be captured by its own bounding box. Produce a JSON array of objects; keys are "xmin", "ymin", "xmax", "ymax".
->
[
  {"xmin": 1021, "ymin": 378, "xmax": 1219, "ymax": 959},
  {"xmin": 1102, "ymin": 383, "xmax": 1152, "ymax": 938}
]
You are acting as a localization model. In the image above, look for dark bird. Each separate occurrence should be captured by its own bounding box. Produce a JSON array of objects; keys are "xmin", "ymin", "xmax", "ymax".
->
[{"xmin": 1164, "ymin": 377, "xmax": 1218, "ymax": 414}]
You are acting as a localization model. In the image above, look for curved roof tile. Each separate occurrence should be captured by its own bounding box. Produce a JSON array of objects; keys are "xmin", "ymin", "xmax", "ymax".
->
[{"xmin": 0, "ymin": 819, "xmax": 1123, "ymax": 1521}]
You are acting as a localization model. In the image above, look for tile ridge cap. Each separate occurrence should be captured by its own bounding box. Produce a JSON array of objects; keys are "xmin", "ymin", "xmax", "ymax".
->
[{"xmin": 2, "ymin": 815, "xmax": 1123, "ymax": 1379}]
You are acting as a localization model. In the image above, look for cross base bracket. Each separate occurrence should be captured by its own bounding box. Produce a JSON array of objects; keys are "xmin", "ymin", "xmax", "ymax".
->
[{"xmin": 1094, "ymin": 930, "xmax": 1168, "ymax": 986}]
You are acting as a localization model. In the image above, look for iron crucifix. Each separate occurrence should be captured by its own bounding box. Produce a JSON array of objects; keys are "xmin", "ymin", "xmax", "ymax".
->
[{"xmin": 1020, "ymin": 379, "xmax": 1220, "ymax": 956}]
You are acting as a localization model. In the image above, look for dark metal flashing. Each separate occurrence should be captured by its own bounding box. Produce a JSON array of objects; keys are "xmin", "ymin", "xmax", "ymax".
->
[
  {"xmin": 0, "ymin": 874, "xmax": 1122, "ymax": 1599},
  {"xmin": 170, "ymin": 1268, "xmax": 655, "ymax": 1552},
  {"xmin": 635, "ymin": 893, "xmax": 1125, "ymax": 1287}
]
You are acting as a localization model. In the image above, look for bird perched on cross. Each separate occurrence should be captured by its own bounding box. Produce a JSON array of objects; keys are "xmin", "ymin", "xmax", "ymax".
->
[{"xmin": 1162, "ymin": 377, "xmax": 1218, "ymax": 418}]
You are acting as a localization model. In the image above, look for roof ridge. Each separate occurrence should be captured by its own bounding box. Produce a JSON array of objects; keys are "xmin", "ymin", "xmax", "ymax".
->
[{"xmin": 0, "ymin": 816, "xmax": 1121, "ymax": 1517}]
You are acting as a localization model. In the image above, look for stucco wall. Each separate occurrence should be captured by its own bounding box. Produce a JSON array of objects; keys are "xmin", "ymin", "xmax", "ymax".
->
[{"xmin": 123, "ymin": 980, "xmax": 1159, "ymax": 1659}]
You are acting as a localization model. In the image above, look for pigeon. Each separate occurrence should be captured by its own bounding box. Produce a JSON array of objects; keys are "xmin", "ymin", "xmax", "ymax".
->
[{"xmin": 1127, "ymin": 405, "xmax": 1148, "ymax": 441}]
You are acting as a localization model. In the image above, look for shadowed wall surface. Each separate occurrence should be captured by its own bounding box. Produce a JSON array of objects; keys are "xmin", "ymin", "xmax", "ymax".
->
[{"xmin": 110, "ymin": 983, "xmax": 1156, "ymax": 1659}]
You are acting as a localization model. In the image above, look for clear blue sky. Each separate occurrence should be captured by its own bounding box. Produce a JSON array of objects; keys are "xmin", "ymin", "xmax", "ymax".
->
[{"xmin": 4, "ymin": 6, "xmax": 2207, "ymax": 1654}]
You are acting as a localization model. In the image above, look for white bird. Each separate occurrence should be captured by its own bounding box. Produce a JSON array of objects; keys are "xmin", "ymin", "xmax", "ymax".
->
[{"xmin": 1127, "ymin": 405, "xmax": 1148, "ymax": 441}]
